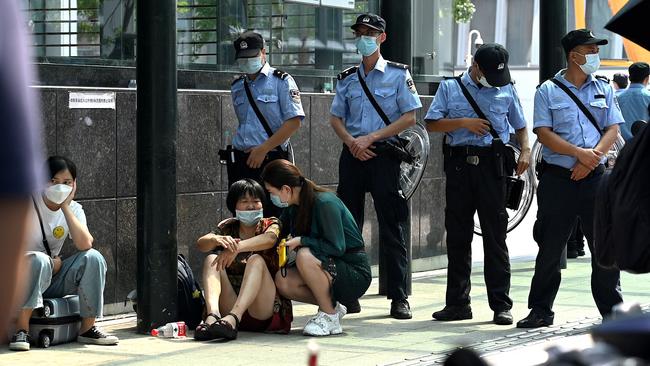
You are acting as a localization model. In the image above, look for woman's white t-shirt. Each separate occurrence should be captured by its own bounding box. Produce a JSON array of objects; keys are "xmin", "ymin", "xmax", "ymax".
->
[{"xmin": 28, "ymin": 196, "xmax": 87, "ymax": 257}]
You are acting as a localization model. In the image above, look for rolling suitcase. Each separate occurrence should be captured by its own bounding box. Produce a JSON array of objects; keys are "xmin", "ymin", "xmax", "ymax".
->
[{"xmin": 29, "ymin": 295, "xmax": 81, "ymax": 348}]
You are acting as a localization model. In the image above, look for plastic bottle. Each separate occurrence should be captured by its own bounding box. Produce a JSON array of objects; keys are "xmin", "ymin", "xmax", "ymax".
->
[
  {"xmin": 307, "ymin": 339, "xmax": 319, "ymax": 366},
  {"xmin": 150, "ymin": 321, "xmax": 187, "ymax": 338}
]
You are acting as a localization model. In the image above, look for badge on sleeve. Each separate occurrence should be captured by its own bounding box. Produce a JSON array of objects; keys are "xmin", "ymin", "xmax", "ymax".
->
[
  {"xmin": 406, "ymin": 78, "xmax": 416, "ymax": 94},
  {"xmin": 290, "ymin": 89, "xmax": 301, "ymax": 103},
  {"xmin": 53, "ymin": 226, "xmax": 65, "ymax": 239}
]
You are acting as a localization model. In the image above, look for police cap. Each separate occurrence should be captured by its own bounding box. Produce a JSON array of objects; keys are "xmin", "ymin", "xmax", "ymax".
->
[
  {"xmin": 561, "ymin": 29, "xmax": 608, "ymax": 55},
  {"xmin": 351, "ymin": 13, "xmax": 386, "ymax": 33},
  {"xmin": 474, "ymin": 43, "xmax": 511, "ymax": 87},
  {"xmin": 234, "ymin": 31, "xmax": 264, "ymax": 59}
]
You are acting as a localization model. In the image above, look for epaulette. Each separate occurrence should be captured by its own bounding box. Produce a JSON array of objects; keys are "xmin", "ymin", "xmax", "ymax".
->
[
  {"xmin": 595, "ymin": 74, "xmax": 610, "ymax": 83},
  {"xmin": 273, "ymin": 69, "xmax": 289, "ymax": 80},
  {"xmin": 231, "ymin": 74, "xmax": 245, "ymax": 86},
  {"xmin": 337, "ymin": 66, "xmax": 358, "ymax": 80},
  {"xmin": 386, "ymin": 61, "xmax": 410, "ymax": 70}
]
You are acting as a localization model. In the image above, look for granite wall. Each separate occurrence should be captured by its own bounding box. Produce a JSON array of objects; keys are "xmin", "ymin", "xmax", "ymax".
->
[{"xmin": 37, "ymin": 87, "xmax": 446, "ymax": 314}]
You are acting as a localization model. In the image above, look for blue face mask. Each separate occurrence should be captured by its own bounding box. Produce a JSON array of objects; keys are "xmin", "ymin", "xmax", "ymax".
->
[
  {"xmin": 236, "ymin": 209, "xmax": 263, "ymax": 227},
  {"xmin": 356, "ymin": 35, "xmax": 379, "ymax": 57},
  {"xmin": 238, "ymin": 56, "xmax": 264, "ymax": 75},
  {"xmin": 575, "ymin": 52, "xmax": 600, "ymax": 75},
  {"xmin": 270, "ymin": 193, "xmax": 289, "ymax": 208}
]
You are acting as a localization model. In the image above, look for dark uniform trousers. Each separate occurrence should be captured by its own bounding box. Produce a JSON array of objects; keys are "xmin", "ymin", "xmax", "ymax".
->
[
  {"xmin": 528, "ymin": 168, "xmax": 623, "ymax": 316},
  {"xmin": 337, "ymin": 145, "xmax": 409, "ymax": 300},
  {"xmin": 444, "ymin": 151, "xmax": 513, "ymax": 312}
]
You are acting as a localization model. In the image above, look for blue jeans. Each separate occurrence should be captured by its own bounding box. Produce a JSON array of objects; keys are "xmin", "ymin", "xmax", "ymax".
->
[{"xmin": 22, "ymin": 249, "xmax": 107, "ymax": 318}]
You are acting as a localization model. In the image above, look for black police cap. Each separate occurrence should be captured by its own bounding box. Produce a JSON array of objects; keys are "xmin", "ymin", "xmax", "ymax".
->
[
  {"xmin": 233, "ymin": 31, "xmax": 264, "ymax": 59},
  {"xmin": 474, "ymin": 43, "xmax": 511, "ymax": 87},
  {"xmin": 351, "ymin": 13, "xmax": 386, "ymax": 33},
  {"xmin": 629, "ymin": 62, "xmax": 650, "ymax": 82},
  {"xmin": 561, "ymin": 29, "xmax": 608, "ymax": 55}
]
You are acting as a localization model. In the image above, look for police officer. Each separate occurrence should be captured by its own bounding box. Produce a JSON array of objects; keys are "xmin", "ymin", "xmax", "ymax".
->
[
  {"xmin": 517, "ymin": 29, "xmax": 624, "ymax": 328},
  {"xmin": 227, "ymin": 31, "xmax": 305, "ymax": 215},
  {"xmin": 425, "ymin": 44, "xmax": 530, "ymax": 326},
  {"xmin": 330, "ymin": 13, "xmax": 421, "ymax": 319}
]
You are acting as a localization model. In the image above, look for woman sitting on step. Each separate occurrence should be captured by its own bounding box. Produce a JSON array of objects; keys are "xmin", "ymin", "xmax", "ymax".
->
[{"xmin": 194, "ymin": 179, "xmax": 292, "ymax": 341}]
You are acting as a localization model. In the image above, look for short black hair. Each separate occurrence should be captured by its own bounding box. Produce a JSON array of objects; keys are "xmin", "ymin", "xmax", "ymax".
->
[
  {"xmin": 629, "ymin": 62, "xmax": 650, "ymax": 83},
  {"xmin": 226, "ymin": 179, "xmax": 266, "ymax": 215},
  {"xmin": 46, "ymin": 156, "xmax": 77, "ymax": 180},
  {"xmin": 613, "ymin": 73, "xmax": 628, "ymax": 89}
]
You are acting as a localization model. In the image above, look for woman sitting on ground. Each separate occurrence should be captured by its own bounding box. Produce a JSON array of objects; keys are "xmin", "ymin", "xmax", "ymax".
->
[
  {"xmin": 10, "ymin": 156, "xmax": 118, "ymax": 351},
  {"xmin": 261, "ymin": 159, "xmax": 371, "ymax": 336},
  {"xmin": 194, "ymin": 178, "xmax": 291, "ymax": 341}
]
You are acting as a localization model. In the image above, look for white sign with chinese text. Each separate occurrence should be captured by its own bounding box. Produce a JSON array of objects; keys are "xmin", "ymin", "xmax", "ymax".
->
[{"xmin": 69, "ymin": 92, "xmax": 116, "ymax": 109}]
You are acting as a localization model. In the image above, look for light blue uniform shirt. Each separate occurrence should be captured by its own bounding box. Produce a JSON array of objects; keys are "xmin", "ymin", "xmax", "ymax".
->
[
  {"xmin": 330, "ymin": 57, "xmax": 422, "ymax": 138},
  {"xmin": 231, "ymin": 62, "xmax": 305, "ymax": 151},
  {"xmin": 616, "ymin": 83, "xmax": 650, "ymax": 141},
  {"xmin": 533, "ymin": 70, "xmax": 624, "ymax": 169},
  {"xmin": 424, "ymin": 69, "xmax": 526, "ymax": 146}
]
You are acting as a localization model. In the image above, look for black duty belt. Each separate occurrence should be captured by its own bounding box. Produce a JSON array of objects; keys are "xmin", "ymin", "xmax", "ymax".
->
[
  {"xmin": 444, "ymin": 145, "xmax": 493, "ymax": 166},
  {"xmin": 544, "ymin": 163, "xmax": 605, "ymax": 180}
]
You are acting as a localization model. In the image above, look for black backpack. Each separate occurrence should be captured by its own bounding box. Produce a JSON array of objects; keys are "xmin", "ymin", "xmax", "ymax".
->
[
  {"xmin": 594, "ymin": 125, "xmax": 650, "ymax": 273},
  {"xmin": 177, "ymin": 254, "xmax": 205, "ymax": 328}
]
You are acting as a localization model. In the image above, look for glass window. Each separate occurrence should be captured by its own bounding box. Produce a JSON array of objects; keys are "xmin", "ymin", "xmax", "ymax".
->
[
  {"xmin": 506, "ymin": 0, "xmax": 535, "ymax": 66},
  {"xmin": 412, "ymin": 0, "xmax": 454, "ymax": 77}
]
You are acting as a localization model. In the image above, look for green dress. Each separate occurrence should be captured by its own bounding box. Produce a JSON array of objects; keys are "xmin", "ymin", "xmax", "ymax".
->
[{"xmin": 281, "ymin": 191, "xmax": 371, "ymax": 304}]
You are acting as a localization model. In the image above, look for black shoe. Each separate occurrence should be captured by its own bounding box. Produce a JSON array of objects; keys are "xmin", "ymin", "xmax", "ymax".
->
[
  {"xmin": 576, "ymin": 248, "xmax": 586, "ymax": 257},
  {"xmin": 567, "ymin": 249, "xmax": 579, "ymax": 259},
  {"xmin": 493, "ymin": 310, "xmax": 513, "ymax": 325},
  {"xmin": 516, "ymin": 310, "xmax": 554, "ymax": 328},
  {"xmin": 390, "ymin": 299, "xmax": 412, "ymax": 319},
  {"xmin": 341, "ymin": 299, "xmax": 361, "ymax": 314},
  {"xmin": 432, "ymin": 305, "xmax": 473, "ymax": 321}
]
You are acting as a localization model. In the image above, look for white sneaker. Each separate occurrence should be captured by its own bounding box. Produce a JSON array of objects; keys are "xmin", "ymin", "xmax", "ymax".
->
[
  {"xmin": 77, "ymin": 326, "xmax": 119, "ymax": 345},
  {"xmin": 303, "ymin": 311, "xmax": 343, "ymax": 336},
  {"xmin": 9, "ymin": 330, "xmax": 30, "ymax": 351},
  {"xmin": 335, "ymin": 302, "xmax": 347, "ymax": 320}
]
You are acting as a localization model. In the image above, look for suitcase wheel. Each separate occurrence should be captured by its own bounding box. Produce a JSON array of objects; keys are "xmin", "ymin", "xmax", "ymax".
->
[
  {"xmin": 38, "ymin": 332, "xmax": 51, "ymax": 348},
  {"xmin": 43, "ymin": 304, "xmax": 52, "ymax": 318}
]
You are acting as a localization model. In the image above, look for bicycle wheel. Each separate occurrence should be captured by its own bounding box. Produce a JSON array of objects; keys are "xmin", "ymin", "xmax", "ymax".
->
[{"xmin": 473, "ymin": 143, "xmax": 536, "ymax": 235}]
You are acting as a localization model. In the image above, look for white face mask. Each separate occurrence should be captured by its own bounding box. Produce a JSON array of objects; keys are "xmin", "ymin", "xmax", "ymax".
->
[
  {"xmin": 575, "ymin": 52, "xmax": 600, "ymax": 75},
  {"xmin": 45, "ymin": 184, "xmax": 72, "ymax": 205},
  {"xmin": 478, "ymin": 75, "xmax": 494, "ymax": 88}
]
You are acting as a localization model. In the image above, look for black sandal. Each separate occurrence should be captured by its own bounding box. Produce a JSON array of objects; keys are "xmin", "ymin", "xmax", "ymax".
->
[
  {"xmin": 194, "ymin": 313, "xmax": 220, "ymax": 340},
  {"xmin": 211, "ymin": 312, "xmax": 240, "ymax": 341}
]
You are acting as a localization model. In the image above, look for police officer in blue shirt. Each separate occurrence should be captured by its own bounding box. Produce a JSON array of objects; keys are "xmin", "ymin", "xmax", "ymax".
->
[
  {"xmin": 517, "ymin": 29, "xmax": 624, "ymax": 329},
  {"xmin": 617, "ymin": 62, "xmax": 650, "ymax": 141},
  {"xmin": 330, "ymin": 13, "xmax": 421, "ymax": 319},
  {"xmin": 225, "ymin": 31, "xmax": 305, "ymax": 213},
  {"xmin": 425, "ymin": 44, "xmax": 530, "ymax": 326}
]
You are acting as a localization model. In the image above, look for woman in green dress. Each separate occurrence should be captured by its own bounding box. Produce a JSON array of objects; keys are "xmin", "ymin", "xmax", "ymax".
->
[{"xmin": 261, "ymin": 159, "xmax": 371, "ymax": 336}]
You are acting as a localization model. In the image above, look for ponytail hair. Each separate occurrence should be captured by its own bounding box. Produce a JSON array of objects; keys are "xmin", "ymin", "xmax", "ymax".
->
[{"xmin": 261, "ymin": 159, "xmax": 329, "ymax": 236}]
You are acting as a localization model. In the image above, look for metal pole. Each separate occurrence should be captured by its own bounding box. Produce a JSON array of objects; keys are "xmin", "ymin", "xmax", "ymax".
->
[
  {"xmin": 540, "ymin": 0, "xmax": 569, "ymax": 269},
  {"xmin": 377, "ymin": 1, "xmax": 413, "ymax": 296},
  {"xmin": 136, "ymin": 0, "xmax": 178, "ymax": 333},
  {"xmin": 539, "ymin": 0, "xmax": 567, "ymax": 83}
]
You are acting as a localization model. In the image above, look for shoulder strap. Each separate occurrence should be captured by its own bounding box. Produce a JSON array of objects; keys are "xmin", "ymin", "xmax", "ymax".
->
[
  {"xmin": 32, "ymin": 198, "xmax": 52, "ymax": 257},
  {"xmin": 231, "ymin": 75, "xmax": 245, "ymax": 86},
  {"xmin": 453, "ymin": 76, "xmax": 500, "ymax": 140},
  {"xmin": 242, "ymin": 79, "xmax": 283, "ymax": 152},
  {"xmin": 337, "ymin": 66, "xmax": 358, "ymax": 81},
  {"xmin": 550, "ymin": 78, "xmax": 603, "ymax": 136},
  {"xmin": 386, "ymin": 61, "xmax": 410, "ymax": 70},
  {"xmin": 272, "ymin": 69, "xmax": 288, "ymax": 80},
  {"xmin": 356, "ymin": 68, "xmax": 391, "ymax": 126}
]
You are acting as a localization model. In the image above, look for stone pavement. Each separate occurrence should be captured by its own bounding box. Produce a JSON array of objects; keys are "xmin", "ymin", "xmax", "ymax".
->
[{"xmin": 2, "ymin": 257, "xmax": 649, "ymax": 366}]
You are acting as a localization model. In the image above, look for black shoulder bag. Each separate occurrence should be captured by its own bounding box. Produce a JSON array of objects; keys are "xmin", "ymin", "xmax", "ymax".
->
[
  {"xmin": 32, "ymin": 198, "xmax": 53, "ymax": 257},
  {"xmin": 356, "ymin": 69, "xmax": 414, "ymax": 164},
  {"xmin": 453, "ymin": 76, "xmax": 523, "ymax": 210}
]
